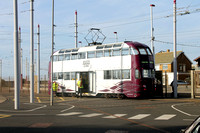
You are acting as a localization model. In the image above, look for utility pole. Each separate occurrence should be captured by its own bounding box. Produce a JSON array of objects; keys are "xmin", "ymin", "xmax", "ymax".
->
[
  {"xmin": 150, "ymin": 4, "xmax": 155, "ymax": 62},
  {"xmin": 37, "ymin": 24, "xmax": 40, "ymax": 94},
  {"xmin": 51, "ymin": 0, "xmax": 54, "ymax": 106},
  {"xmin": 0, "ymin": 59, "xmax": 2, "ymax": 92},
  {"xmin": 173, "ymin": 0, "xmax": 177, "ymax": 98},
  {"xmin": 30, "ymin": 0, "xmax": 34, "ymax": 103},
  {"xmin": 13, "ymin": 0, "xmax": 20, "ymax": 110},
  {"xmin": 75, "ymin": 10, "xmax": 78, "ymax": 48},
  {"xmin": 19, "ymin": 27, "xmax": 22, "ymax": 90}
]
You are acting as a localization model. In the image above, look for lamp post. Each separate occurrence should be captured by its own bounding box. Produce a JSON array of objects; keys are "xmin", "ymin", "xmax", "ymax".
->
[{"xmin": 114, "ymin": 32, "xmax": 118, "ymax": 43}]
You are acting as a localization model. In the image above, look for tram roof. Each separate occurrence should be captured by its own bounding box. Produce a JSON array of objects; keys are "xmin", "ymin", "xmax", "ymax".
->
[{"xmin": 55, "ymin": 41, "xmax": 147, "ymax": 55}]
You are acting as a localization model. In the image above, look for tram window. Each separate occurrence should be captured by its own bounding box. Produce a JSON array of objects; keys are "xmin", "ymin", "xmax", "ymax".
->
[
  {"xmin": 113, "ymin": 44, "xmax": 121, "ymax": 48},
  {"xmin": 58, "ymin": 72, "xmax": 63, "ymax": 79},
  {"xmin": 53, "ymin": 72, "xmax": 58, "ymax": 80},
  {"xmin": 113, "ymin": 70, "xmax": 121, "ymax": 79},
  {"xmin": 78, "ymin": 52, "xmax": 86, "ymax": 59},
  {"xmin": 143, "ymin": 69, "xmax": 151, "ymax": 78},
  {"xmin": 130, "ymin": 48, "xmax": 139, "ymax": 55},
  {"xmin": 64, "ymin": 72, "xmax": 70, "ymax": 80},
  {"xmin": 53, "ymin": 55, "xmax": 58, "ymax": 61},
  {"xmin": 58, "ymin": 55, "xmax": 64, "ymax": 61},
  {"xmin": 96, "ymin": 46, "xmax": 104, "ymax": 49},
  {"xmin": 146, "ymin": 48, "xmax": 152, "ymax": 55},
  {"xmin": 64, "ymin": 54, "xmax": 70, "ymax": 60},
  {"xmin": 104, "ymin": 70, "xmax": 111, "ymax": 79},
  {"xmin": 113, "ymin": 49, "xmax": 121, "ymax": 56},
  {"xmin": 105, "ymin": 45, "xmax": 112, "ymax": 49},
  {"xmin": 122, "ymin": 69, "xmax": 130, "ymax": 79},
  {"xmin": 87, "ymin": 51, "xmax": 95, "ymax": 58},
  {"xmin": 135, "ymin": 69, "xmax": 140, "ymax": 79},
  {"xmin": 104, "ymin": 49, "xmax": 112, "ymax": 57},
  {"xmin": 71, "ymin": 53, "xmax": 78, "ymax": 60},
  {"xmin": 138, "ymin": 48, "xmax": 147, "ymax": 55},
  {"xmin": 71, "ymin": 72, "xmax": 76, "ymax": 80},
  {"xmin": 122, "ymin": 48, "xmax": 129, "ymax": 56},
  {"xmin": 96, "ymin": 51, "xmax": 103, "ymax": 58}
]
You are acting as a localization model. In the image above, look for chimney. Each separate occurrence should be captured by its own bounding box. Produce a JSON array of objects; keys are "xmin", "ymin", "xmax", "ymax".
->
[{"xmin": 166, "ymin": 49, "xmax": 170, "ymax": 52}]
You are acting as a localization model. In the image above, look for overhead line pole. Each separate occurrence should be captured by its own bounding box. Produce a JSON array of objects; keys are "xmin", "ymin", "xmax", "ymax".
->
[
  {"xmin": 150, "ymin": 4, "xmax": 155, "ymax": 64},
  {"xmin": 30, "ymin": 0, "xmax": 34, "ymax": 103},
  {"xmin": 37, "ymin": 24, "xmax": 40, "ymax": 94},
  {"xmin": 13, "ymin": 0, "xmax": 20, "ymax": 110},
  {"xmin": 173, "ymin": 0, "xmax": 178, "ymax": 98},
  {"xmin": 75, "ymin": 10, "xmax": 78, "ymax": 48},
  {"xmin": 50, "ymin": 0, "xmax": 54, "ymax": 106}
]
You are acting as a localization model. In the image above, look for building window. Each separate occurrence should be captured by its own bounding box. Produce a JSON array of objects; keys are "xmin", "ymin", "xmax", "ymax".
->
[
  {"xmin": 179, "ymin": 64, "xmax": 186, "ymax": 72},
  {"xmin": 162, "ymin": 64, "xmax": 168, "ymax": 70}
]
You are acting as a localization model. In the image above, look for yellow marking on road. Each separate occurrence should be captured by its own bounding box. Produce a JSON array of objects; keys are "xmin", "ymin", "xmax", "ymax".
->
[
  {"xmin": 36, "ymin": 97, "xmax": 41, "ymax": 103},
  {"xmin": 59, "ymin": 97, "xmax": 64, "ymax": 101},
  {"xmin": 0, "ymin": 114, "xmax": 11, "ymax": 119}
]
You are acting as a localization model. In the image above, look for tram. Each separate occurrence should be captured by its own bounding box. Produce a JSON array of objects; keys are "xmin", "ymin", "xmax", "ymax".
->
[{"xmin": 48, "ymin": 41, "xmax": 155, "ymax": 98}]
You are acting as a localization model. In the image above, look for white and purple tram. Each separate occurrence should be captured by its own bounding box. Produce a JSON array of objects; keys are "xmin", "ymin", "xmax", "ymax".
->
[{"xmin": 48, "ymin": 41, "xmax": 155, "ymax": 98}]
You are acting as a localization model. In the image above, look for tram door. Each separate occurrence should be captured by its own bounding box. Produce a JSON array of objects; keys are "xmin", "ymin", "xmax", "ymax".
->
[{"xmin": 78, "ymin": 72, "xmax": 96, "ymax": 94}]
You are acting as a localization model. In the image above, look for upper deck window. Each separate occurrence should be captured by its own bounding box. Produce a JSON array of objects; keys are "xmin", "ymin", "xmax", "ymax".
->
[
  {"xmin": 105, "ymin": 45, "xmax": 112, "ymax": 49},
  {"xmin": 65, "ymin": 50, "xmax": 71, "ymax": 53},
  {"xmin": 122, "ymin": 48, "xmax": 129, "ymax": 56},
  {"xmin": 104, "ymin": 49, "xmax": 112, "ymax": 57},
  {"xmin": 96, "ymin": 50, "xmax": 103, "ymax": 58},
  {"xmin": 53, "ymin": 55, "xmax": 58, "ymax": 61},
  {"xmin": 58, "ymin": 55, "xmax": 64, "ymax": 61},
  {"xmin": 71, "ymin": 53, "xmax": 78, "ymax": 60},
  {"xmin": 96, "ymin": 46, "xmax": 104, "ymax": 49},
  {"xmin": 87, "ymin": 51, "xmax": 95, "ymax": 58},
  {"xmin": 138, "ymin": 48, "xmax": 147, "ymax": 55},
  {"xmin": 113, "ymin": 49, "xmax": 121, "ymax": 56},
  {"xmin": 78, "ymin": 52, "xmax": 86, "ymax": 59},
  {"xmin": 146, "ymin": 48, "xmax": 152, "ymax": 55},
  {"xmin": 130, "ymin": 48, "xmax": 139, "ymax": 55},
  {"xmin": 64, "ymin": 54, "xmax": 70, "ymax": 60},
  {"xmin": 72, "ymin": 49, "xmax": 79, "ymax": 52},
  {"xmin": 113, "ymin": 44, "xmax": 121, "ymax": 48}
]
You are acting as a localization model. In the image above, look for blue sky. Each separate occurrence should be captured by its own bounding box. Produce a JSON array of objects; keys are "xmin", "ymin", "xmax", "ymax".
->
[{"xmin": 0, "ymin": 0, "xmax": 200, "ymax": 79}]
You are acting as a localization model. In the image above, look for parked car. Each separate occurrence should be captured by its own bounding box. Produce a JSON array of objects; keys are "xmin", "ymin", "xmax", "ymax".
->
[
  {"xmin": 180, "ymin": 116, "xmax": 200, "ymax": 133},
  {"xmin": 177, "ymin": 80, "xmax": 189, "ymax": 85}
]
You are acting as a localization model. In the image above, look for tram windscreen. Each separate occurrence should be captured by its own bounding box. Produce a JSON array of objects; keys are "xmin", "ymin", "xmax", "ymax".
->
[{"xmin": 142, "ymin": 69, "xmax": 155, "ymax": 78}]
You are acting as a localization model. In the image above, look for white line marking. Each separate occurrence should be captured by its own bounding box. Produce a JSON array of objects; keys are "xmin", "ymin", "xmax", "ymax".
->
[
  {"xmin": 128, "ymin": 114, "xmax": 150, "ymax": 120},
  {"xmin": 103, "ymin": 114, "xmax": 127, "ymax": 119},
  {"xmin": 79, "ymin": 113, "xmax": 103, "ymax": 118},
  {"xmin": 155, "ymin": 114, "xmax": 176, "ymax": 120},
  {"xmin": 171, "ymin": 103, "xmax": 199, "ymax": 117},
  {"xmin": 60, "ymin": 105, "xmax": 75, "ymax": 112},
  {"xmin": 57, "ymin": 112, "xmax": 83, "ymax": 116}
]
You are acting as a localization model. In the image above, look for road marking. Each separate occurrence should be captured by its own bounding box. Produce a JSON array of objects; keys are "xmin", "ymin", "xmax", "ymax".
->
[
  {"xmin": 155, "ymin": 114, "xmax": 176, "ymax": 120},
  {"xmin": 0, "ymin": 114, "xmax": 11, "ymax": 118},
  {"xmin": 79, "ymin": 113, "xmax": 103, "ymax": 118},
  {"xmin": 103, "ymin": 114, "xmax": 127, "ymax": 119},
  {"xmin": 128, "ymin": 114, "xmax": 150, "ymax": 120},
  {"xmin": 171, "ymin": 103, "xmax": 199, "ymax": 116},
  {"xmin": 59, "ymin": 97, "xmax": 64, "ymax": 101},
  {"xmin": 60, "ymin": 105, "xmax": 75, "ymax": 112},
  {"xmin": 57, "ymin": 112, "xmax": 83, "ymax": 116},
  {"xmin": 36, "ymin": 97, "xmax": 41, "ymax": 103}
]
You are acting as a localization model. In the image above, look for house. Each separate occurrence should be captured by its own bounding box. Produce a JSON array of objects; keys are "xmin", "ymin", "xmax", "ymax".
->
[{"xmin": 155, "ymin": 49, "xmax": 192, "ymax": 85}]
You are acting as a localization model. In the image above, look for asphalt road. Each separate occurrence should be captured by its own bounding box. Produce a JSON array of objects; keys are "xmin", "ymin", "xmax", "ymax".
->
[{"xmin": 0, "ymin": 92, "xmax": 200, "ymax": 133}]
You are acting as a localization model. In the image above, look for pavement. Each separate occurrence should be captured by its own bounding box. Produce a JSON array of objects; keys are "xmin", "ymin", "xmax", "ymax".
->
[{"xmin": 0, "ymin": 94, "xmax": 7, "ymax": 103}]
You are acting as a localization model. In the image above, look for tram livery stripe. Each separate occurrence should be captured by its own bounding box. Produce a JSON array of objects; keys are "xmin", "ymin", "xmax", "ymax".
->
[
  {"xmin": 103, "ymin": 114, "xmax": 127, "ymax": 119},
  {"xmin": 128, "ymin": 114, "xmax": 151, "ymax": 120},
  {"xmin": 154, "ymin": 114, "xmax": 176, "ymax": 120},
  {"xmin": 79, "ymin": 113, "xmax": 103, "ymax": 118}
]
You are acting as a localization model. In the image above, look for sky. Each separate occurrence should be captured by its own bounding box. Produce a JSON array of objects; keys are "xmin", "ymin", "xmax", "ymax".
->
[{"xmin": 0, "ymin": 0, "xmax": 200, "ymax": 80}]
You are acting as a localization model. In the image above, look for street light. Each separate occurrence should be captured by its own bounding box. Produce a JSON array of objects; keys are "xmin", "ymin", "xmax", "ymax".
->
[{"xmin": 114, "ymin": 32, "xmax": 118, "ymax": 43}]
